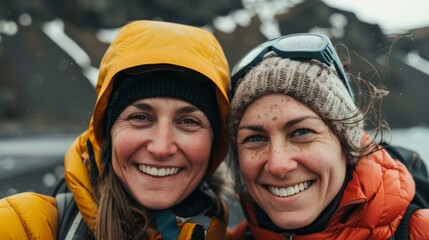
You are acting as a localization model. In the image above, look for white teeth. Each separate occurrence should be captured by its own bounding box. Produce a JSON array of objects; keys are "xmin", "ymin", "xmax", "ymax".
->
[
  {"xmin": 138, "ymin": 165, "xmax": 180, "ymax": 177},
  {"xmin": 269, "ymin": 181, "xmax": 312, "ymax": 197},
  {"xmin": 286, "ymin": 186, "xmax": 294, "ymax": 195},
  {"xmin": 294, "ymin": 185, "xmax": 299, "ymax": 193}
]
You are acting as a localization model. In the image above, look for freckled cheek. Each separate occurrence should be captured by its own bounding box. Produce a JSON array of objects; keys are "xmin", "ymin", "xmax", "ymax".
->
[{"xmin": 238, "ymin": 150, "xmax": 265, "ymax": 181}]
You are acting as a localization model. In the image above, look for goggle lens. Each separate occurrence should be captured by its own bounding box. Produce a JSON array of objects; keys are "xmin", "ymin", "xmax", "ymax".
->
[
  {"xmin": 230, "ymin": 33, "xmax": 353, "ymax": 100},
  {"xmin": 276, "ymin": 34, "xmax": 324, "ymax": 50}
]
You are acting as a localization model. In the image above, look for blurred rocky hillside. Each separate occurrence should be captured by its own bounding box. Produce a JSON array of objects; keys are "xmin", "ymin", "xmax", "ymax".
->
[{"xmin": 1, "ymin": 0, "xmax": 428, "ymax": 138}]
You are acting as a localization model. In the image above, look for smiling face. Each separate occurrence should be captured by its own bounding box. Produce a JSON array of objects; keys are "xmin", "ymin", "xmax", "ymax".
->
[
  {"xmin": 237, "ymin": 93, "xmax": 347, "ymax": 229},
  {"xmin": 110, "ymin": 97, "xmax": 213, "ymax": 210}
]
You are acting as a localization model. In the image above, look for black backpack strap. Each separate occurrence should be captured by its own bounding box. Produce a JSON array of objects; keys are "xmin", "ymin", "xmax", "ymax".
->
[
  {"xmin": 53, "ymin": 138, "xmax": 97, "ymax": 239},
  {"xmin": 382, "ymin": 143, "xmax": 429, "ymax": 208},
  {"xmin": 56, "ymin": 192, "xmax": 94, "ymax": 240},
  {"xmin": 56, "ymin": 192, "xmax": 74, "ymax": 239},
  {"xmin": 382, "ymin": 143, "xmax": 428, "ymax": 179},
  {"xmin": 393, "ymin": 203, "xmax": 420, "ymax": 240}
]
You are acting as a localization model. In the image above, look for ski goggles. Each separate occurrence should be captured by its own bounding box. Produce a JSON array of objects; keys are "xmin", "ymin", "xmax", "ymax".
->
[{"xmin": 230, "ymin": 33, "xmax": 353, "ymax": 99}]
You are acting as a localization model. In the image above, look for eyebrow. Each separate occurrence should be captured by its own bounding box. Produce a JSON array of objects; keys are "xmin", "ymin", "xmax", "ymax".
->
[
  {"xmin": 285, "ymin": 116, "xmax": 320, "ymax": 128},
  {"xmin": 131, "ymin": 102, "xmax": 200, "ymax": 114},
  {"xmin": 177, "ymin": 105, "xmax": 199, "ymax": 114},
  {"xmin": 238, "ymin": 116, "xmax": 320, "ymax": 131},
  {"xmin": 132, "ymin": 102, "xmax": 153, "ymax": 111}
]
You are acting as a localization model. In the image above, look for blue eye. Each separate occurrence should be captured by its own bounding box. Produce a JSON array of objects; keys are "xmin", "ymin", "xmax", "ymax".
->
[
  {"xmin": 293, "ymin": 129, "xmax": 312, "ymax": 136},
  {"xmin": 243, "ymin": 135, "xmax": 267, "ymax": 143}
]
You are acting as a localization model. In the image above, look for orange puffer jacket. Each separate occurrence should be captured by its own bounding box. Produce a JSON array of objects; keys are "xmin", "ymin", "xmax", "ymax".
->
[{"xmin": 230, "ymin": 148, "xmax": 429, "ymax": 240}]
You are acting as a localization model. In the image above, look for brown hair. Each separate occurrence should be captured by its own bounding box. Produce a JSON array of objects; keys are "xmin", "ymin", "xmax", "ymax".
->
[{"xmin": 94, "ymin": 141, "xmax": 155, "ymax": 240}]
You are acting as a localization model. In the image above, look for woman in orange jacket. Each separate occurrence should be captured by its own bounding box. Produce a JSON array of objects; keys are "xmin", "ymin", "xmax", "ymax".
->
[
  {"xmin": 0, "ymin": 20, "xmax": 230, "ymax": 240},
  {"xmin": 228, "ymin": 33, "xmax": 429, "ymax": 239}
]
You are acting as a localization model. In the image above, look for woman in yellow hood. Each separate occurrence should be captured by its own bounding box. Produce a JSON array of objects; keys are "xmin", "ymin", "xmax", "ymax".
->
[{"xmin": 0, "ymin": 20, "xmax": 230, "ymax": 240}]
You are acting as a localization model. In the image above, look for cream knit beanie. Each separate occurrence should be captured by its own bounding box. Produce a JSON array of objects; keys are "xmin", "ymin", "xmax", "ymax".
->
[{"xmin": 229, "ymin": 56, "xmax": 363, "ymax": 155}]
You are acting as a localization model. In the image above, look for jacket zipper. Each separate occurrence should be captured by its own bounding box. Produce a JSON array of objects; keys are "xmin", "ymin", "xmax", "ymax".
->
[
  {"xmin": 283, "ymin": 233, "xmax": 294, "ymax": 240},
  {"xmin": 326, "ymin": 199, "xmax": 366, "ymax": 231}
]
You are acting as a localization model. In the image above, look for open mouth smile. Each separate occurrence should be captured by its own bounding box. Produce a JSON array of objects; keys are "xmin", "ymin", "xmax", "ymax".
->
[
  {"xmin": 268, "ymin": 180, "xmax": 314, "ymax": 197},
  {"xmin": 138, "ymin": 164, "xmax": 180, "ymax": 177}
]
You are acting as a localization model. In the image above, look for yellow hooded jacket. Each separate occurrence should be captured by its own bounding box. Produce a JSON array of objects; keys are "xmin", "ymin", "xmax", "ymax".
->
[{"xmin": 0, "ymin": 20, "xmax": 230, "ymax": 240}]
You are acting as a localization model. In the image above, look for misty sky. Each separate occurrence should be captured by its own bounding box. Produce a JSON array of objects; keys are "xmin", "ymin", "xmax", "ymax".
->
[{"xmin": 323, "ymin": 0, "xmax": 429, "ymax": 34}]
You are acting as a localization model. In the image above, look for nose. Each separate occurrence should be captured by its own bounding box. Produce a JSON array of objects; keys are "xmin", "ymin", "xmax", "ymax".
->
[
  {"xmin": 147, "ymin": 121, "xmax": 177, "ymax": 159},
  {"xmin": 264, "ymin": 138, "xmax": 298, "ymax": 178}
]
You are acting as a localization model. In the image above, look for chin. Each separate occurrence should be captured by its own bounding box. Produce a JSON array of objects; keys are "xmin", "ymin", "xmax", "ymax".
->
[
  {"xmin": 270, "ymin": 213, "xmax": 314, "ymax": 230},
  {"xmin": 136, "ymin": 197, "xmax": 178, "ymax": 210}
]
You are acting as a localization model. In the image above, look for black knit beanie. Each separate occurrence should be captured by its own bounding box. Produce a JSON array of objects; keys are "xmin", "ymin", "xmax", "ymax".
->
[{"xmin": 103, "ymin": 70, "xmax": 220, "ymax": 140}]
